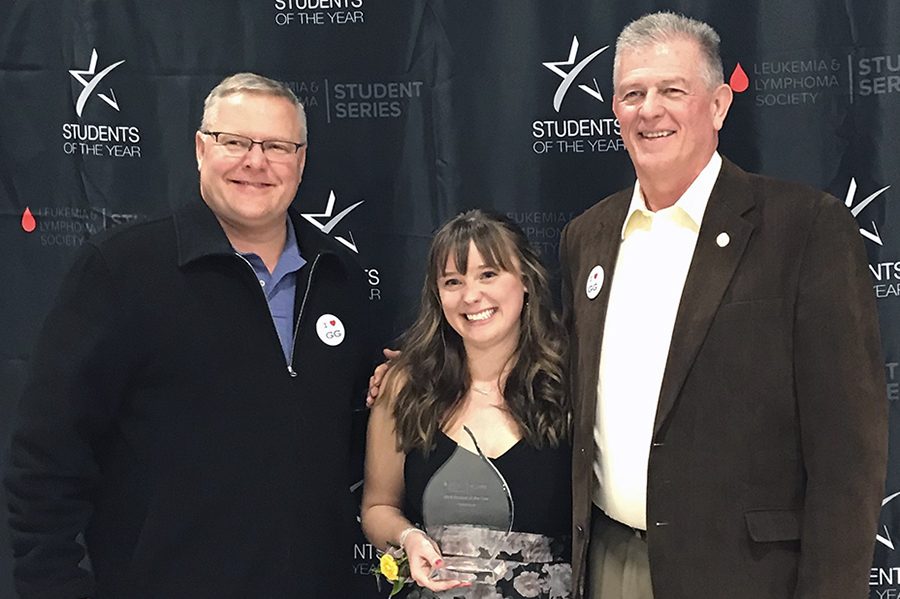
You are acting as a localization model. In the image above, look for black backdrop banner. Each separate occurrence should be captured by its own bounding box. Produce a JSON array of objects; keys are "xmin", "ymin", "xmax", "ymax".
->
[{"xmin": 1, "ymin": 1, "xmax": 898, "ymax": 597}]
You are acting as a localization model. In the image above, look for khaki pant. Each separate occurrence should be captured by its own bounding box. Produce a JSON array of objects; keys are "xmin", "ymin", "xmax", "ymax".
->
[{"xmin": 588, "ymin": 507, "xmax": 654, "ymax": 599}]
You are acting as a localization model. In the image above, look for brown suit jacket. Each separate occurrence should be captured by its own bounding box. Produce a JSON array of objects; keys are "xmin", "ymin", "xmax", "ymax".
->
[{"xmin": 561, "ymin": 158, "xmax": 887, "ymax": 599}]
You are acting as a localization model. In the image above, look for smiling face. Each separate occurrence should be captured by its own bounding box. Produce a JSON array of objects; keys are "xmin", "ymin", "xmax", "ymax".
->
[
  {"xmin": 438, "ymin": 241, "xmax": 527, "ymax": 355},
  {"xmin": 612, "ymin": 37, "xmax": 732, "ymax": 202},
  {"xmin": 195, "ymin": 92, "xmax": 306, "ymax": 240}
]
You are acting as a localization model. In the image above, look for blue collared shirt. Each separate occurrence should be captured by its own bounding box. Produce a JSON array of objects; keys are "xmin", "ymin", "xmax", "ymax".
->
[{"xmin": 239, "ymin": 220, "xmax": 306, "ymax": 362}]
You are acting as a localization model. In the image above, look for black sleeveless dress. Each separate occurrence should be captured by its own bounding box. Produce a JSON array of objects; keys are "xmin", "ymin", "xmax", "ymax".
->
[{"xmin": 399, "ymin": 432, "xmax": 572, "ymax": 599}]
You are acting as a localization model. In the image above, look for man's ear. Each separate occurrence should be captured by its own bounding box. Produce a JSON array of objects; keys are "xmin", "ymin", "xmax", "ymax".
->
[
  {"xmin": 296, "ymin": 144, "xmax": 308, "ymax": 179},
  {"xmin": 711, "ymin": 83, "xmax": 733, "ymax": 132},
  {"xmin": 195, "ymin": 131, "xmax": 205, "ymax": 171}
]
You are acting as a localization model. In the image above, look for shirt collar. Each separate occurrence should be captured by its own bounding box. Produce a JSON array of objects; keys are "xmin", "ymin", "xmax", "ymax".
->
[
  {"xmin": 278, "ymin": 216, "xmax": 305, "ymax": 272},
  {"xmin": 175, "ymin": 198, "xmax": 309, "ymax": 269},
  {"xmin": 621, "ymin": 151, "xmax": 723, "ymax": 240},
  {"xmin": 238, "ymin": 216, "xmax": 306, "ymax": 279},
  {"xmin": 175, "ymin": 196, "xmax": 353, "ymax": 276}
]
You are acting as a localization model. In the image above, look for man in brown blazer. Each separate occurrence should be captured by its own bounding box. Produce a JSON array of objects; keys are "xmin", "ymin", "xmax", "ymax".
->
[{"xmin": 562, "ymin": 12, "xmax": 888, "ymax": 599}]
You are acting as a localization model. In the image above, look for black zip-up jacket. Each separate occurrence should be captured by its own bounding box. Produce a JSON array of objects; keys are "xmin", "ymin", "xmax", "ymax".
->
[{"xmin": 5, "ymin": 199, "xmax": 374, "ymax": 599}]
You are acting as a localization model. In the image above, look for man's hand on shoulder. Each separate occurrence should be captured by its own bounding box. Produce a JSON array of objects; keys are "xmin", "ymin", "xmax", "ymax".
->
[{"xmin": 366, "ymin": 348, "xmax": 400, "ymax": 407}]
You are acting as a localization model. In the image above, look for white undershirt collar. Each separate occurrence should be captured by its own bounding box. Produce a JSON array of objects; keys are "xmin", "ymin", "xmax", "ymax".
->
[{"xmin": 621, "ymin": 151, "xmax": 723, "ymax": 240}]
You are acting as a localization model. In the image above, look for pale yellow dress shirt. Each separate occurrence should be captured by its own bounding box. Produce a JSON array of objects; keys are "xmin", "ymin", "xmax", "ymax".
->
[{"xmin": 593, "ymin": 152, "xmax": 722, "ymax": 530}]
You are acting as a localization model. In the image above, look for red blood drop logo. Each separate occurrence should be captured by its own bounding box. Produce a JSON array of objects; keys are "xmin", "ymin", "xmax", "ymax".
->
[
  {"xmin": 21, "ymin": 207, "xmax": 36, "ymax": 233},
  {"xmin": 729, "ymin": 63, "xmax": 749, "ymax": 93}
]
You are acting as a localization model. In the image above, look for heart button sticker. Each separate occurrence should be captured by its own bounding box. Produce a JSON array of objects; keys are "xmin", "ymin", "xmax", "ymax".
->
[
  {"xmin": 585, "ymin": 265, "xmax": 604, "ymax": 300},
  {"xmin": 316, "ymin": 314, "xmax": 345, "ymax": 347}
]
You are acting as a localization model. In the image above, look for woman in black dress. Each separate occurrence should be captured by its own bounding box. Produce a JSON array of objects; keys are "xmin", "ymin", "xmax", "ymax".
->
[{"xmin": 361, "ymin": 210, "xmax": 571, "ymax": 599}]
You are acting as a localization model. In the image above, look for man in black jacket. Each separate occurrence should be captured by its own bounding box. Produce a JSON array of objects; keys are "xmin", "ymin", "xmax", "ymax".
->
[{"xmin": 5, "ymin": 73, "xmax": 373, "ymax": 598}]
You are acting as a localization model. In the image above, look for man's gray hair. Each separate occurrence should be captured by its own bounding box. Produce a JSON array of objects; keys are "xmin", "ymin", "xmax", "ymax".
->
[
  {"xmin": 613, "ymin": 11, "xmax": 724, "ymax": 91},
  {"xmin": 201, "ymin": 72, "xmax": 307, "ymax": 143}
]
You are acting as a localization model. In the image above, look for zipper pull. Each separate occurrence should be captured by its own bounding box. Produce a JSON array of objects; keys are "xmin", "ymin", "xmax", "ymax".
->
[{"xmin": 287, "ymin": 365, "xmax": 298, "ymax": 378}]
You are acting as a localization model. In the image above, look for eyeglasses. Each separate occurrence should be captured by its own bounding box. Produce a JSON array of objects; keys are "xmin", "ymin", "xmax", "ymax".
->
[{"xmin": 200, "ymin": 130, "xmax": 305, "ymax": 162}]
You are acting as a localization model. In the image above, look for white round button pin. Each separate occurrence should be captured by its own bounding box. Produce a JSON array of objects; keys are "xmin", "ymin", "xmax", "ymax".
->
[
  {"xmin": 586, "ymin": 265, "xmax": 604, "ymax": 300},
  {"xmin": 316, "ymin": 314, "xmax": 345, "ymax": 347},
  {"xmin": 716, "ymin": 232, "xmax": 730, "ymax": 248}
]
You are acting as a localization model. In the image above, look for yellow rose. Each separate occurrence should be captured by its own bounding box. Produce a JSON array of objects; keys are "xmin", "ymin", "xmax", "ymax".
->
[{"xmin": 380, "ymin": 553, "xmax": 400, "ymax": 581}]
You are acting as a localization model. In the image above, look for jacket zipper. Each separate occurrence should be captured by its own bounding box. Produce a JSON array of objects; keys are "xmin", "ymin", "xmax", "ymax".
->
[
  {"xmin": 235, "ymin": 252, "xmax": 323, "ymax": 377},
  {"xmin": 287, "ymin": 253, "xmax": 323, "ymax": 377}
]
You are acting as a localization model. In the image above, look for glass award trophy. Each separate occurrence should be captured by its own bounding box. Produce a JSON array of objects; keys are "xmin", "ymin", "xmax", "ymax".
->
[{"xmin": 421, "ymin": 427, "xmax": 514, "ymax": 585}]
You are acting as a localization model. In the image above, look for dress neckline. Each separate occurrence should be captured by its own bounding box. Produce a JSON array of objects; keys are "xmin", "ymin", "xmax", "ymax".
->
[{"xmin": 440, "ymin": 430, "xmax": 525, "ymax": 460}]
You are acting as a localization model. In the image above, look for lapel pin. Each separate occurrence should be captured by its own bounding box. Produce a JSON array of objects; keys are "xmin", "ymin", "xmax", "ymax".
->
[
  {"xmin": 586, "ymin": 265, "xmax": 604, "ymax": 300},
  {"xmin": 716, "ymin": 232, "xmax": 730, "ymax": 248}
]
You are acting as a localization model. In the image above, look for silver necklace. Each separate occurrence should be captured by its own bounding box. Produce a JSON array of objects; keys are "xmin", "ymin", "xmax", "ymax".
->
[{"xmin": 471, "ymin": 383, "xmax": 500, "ymax": 396}]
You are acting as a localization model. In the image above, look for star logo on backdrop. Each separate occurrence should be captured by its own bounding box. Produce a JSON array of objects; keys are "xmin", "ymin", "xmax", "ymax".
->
[
  {"xmin": 69, "ymin": 49, "xmax": 125, "ymax": 118},
  {"xmin": 543, "ymin": 36, "xmax": 609, "ymax": 112},
  {"xmin": 301, "ymin": 190, "xmax": 364, "ymax": 253},
  {"xmin": 876, "ymin": 490, "xmax": 900, "ymax": 550},
  {"xmin": 844, "ymin": 177, "xmax": 891, "ymax": 246}
]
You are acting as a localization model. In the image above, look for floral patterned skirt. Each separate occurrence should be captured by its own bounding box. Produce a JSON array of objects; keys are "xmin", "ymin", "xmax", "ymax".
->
[{"xmin": 399, "ymin": 525, "xmax": 572, "ymax": 599}]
